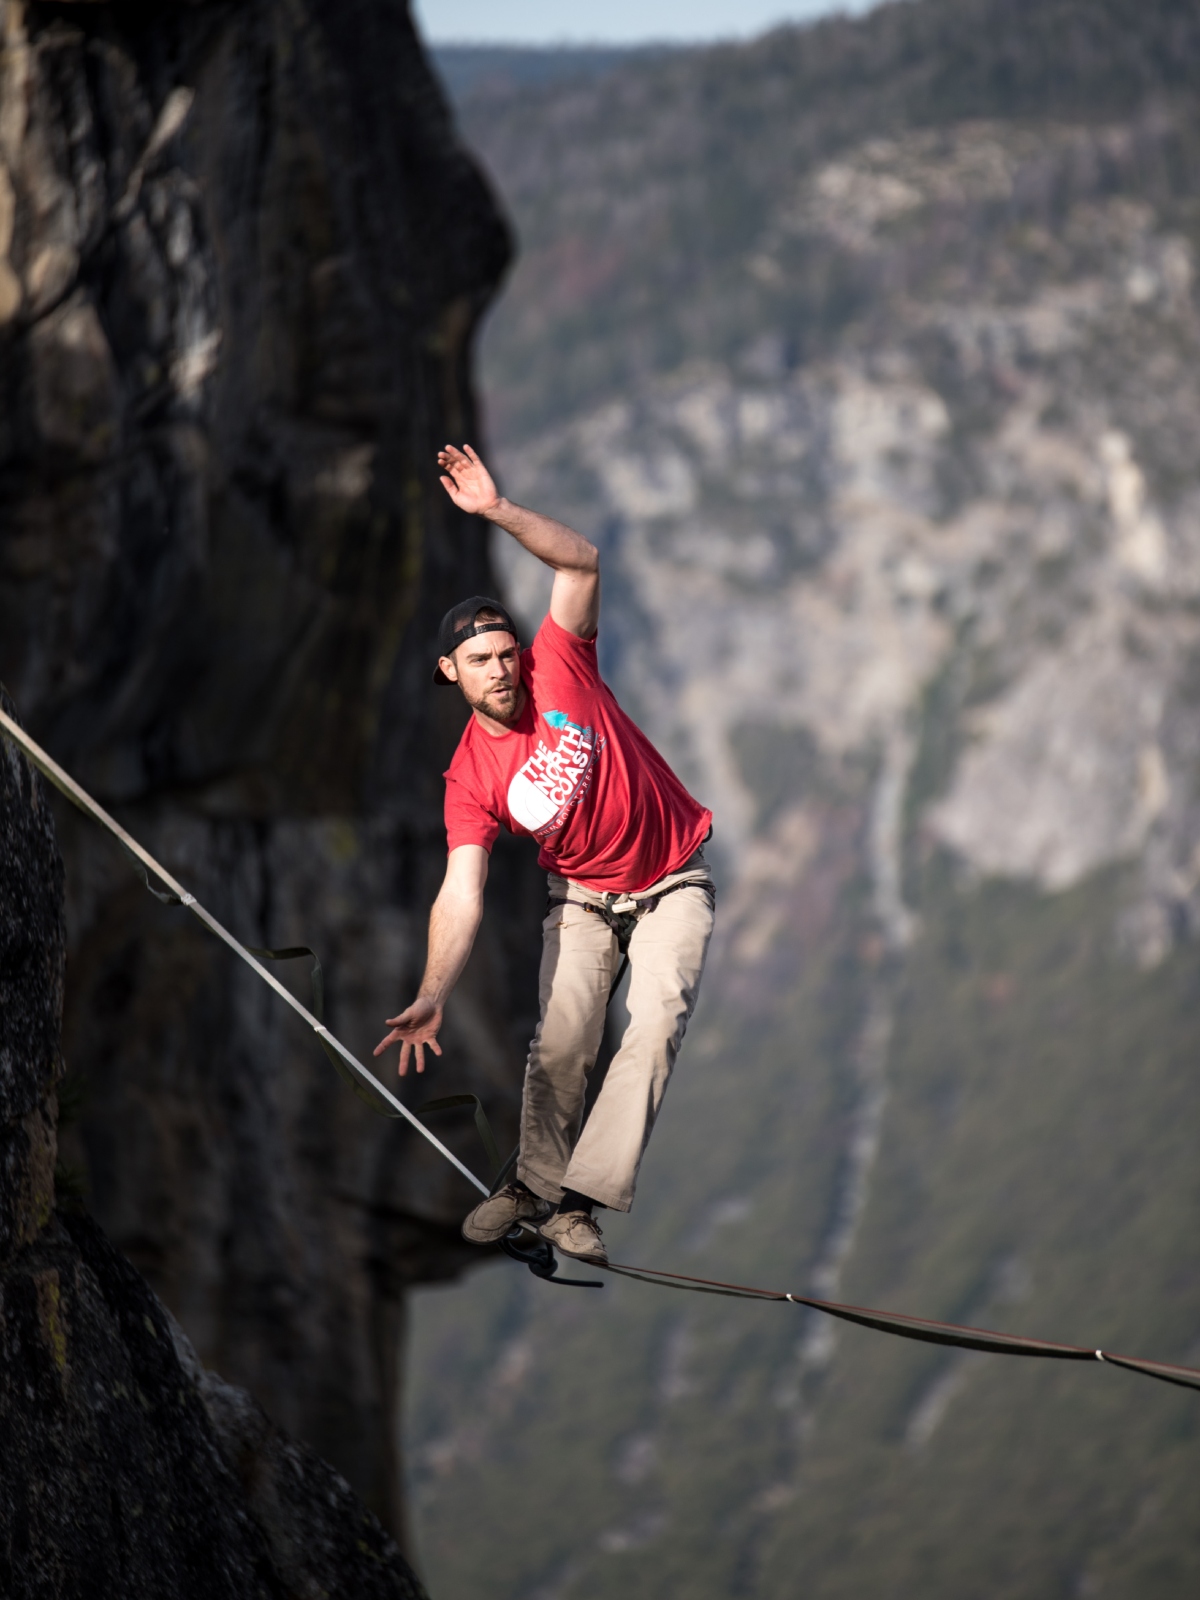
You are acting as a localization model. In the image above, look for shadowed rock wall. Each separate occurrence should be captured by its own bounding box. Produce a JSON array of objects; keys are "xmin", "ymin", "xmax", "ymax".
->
[
  {"xmin": 0, "ymin": 0, "xmax": 541, "ymax": 1538},
  {"xmin": 0, "ymin": 706, "xmax": 428, "ymax": 1598}
]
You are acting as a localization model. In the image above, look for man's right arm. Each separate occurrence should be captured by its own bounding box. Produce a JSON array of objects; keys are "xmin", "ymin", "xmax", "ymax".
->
[
  {"xmin": 437, "ymin": 443, "xmax": 600, "ymax": 638},
  {"xmin": 373, "ymin": 844, "xmax": 489, "ymax": 1076}
]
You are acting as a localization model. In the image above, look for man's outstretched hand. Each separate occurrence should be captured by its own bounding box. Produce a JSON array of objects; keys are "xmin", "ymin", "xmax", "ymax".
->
[
  {"xmin": 374, "ymin": 995, "xmax": 444, "ymax": 1077},
  {"xmin": 438, "ymin": 443, "xmax": 500, "ymax": 516}
]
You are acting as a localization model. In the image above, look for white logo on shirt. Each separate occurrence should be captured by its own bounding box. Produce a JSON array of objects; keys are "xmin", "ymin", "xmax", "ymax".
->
[{"xmin": 507, "ymin": 711, "xmax": 600, "ymax": 837}]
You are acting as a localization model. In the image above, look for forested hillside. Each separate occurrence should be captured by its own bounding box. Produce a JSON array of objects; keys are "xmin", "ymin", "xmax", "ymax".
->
[{"xmin": 411, "ymin": 4, "xmax": 1200, "ymax": 1596}]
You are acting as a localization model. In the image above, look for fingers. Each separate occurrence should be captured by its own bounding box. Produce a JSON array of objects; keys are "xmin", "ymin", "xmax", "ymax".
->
[
  {"xmin": 437, "ymin": 444, "xmax": 480, "ymax": 476},
  {"xmin": 406, "ymin": 1038, "xmax": 441, "ymax": 1075},
  {"xmin": 399, "ymin": 1040, "xmax": 427, "ymax": 1076},
  {"xmin": 374, "ymin": 1024, "xmax": 407, "ymax": 1057},
  {"xmin": 379, "ymin": 1005, "xmax": 443, "ymax": 1074}
]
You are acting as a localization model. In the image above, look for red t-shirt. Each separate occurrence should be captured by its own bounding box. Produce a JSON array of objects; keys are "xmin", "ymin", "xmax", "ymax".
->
[{"xmin": 444, "ymin": 615, "xmax": 712, "ymax": 893}]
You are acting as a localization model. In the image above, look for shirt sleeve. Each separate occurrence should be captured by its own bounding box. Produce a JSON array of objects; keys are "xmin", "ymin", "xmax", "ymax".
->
[
  {"xmin": 526, "ymin": 612, "xmax": 602, "ymax": 686},
  {"xmin": 444, "ymin": 771, "xmax": 501, "ymax": 853}
]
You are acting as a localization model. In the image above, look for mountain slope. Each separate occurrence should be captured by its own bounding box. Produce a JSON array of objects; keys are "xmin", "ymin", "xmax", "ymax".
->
[
  {"xmin": 407, "ymin": 1, "xmax": 1200, "ymax": 1595},
  {"xmin": 459, "ymin": 0, "xmax": 1200, "ymax": 443}
]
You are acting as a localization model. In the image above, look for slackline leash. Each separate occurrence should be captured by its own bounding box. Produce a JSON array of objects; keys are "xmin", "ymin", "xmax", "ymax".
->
[
  {"xmin": 0, "ymin": 706, "xmax": 488, "ymax": 1198},
  {"xmin": 5, "ymin": 707, "xmax": 1199, "ymax": 1396}
]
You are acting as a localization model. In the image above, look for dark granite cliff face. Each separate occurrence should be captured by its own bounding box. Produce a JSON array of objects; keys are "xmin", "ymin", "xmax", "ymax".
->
[
  {"xmin": 0, "ymin": 0, "xmax": 541, "ymax": 1538},
  {"xmin": 0, "ymin": 710, "xmax": 428, "ymax": 1598}
]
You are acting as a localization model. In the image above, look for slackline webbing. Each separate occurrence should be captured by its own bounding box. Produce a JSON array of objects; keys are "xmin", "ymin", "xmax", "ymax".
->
[
  {"xmin": 4, "ymin": 707, "xmax": 1200, "ymax": 1396},
  {"xmin": 597, "ymin": 1261, "xmax": 1200, "ymax": 1393},
  {"xmin": 0, "ymin": 706, "xmax": 489, "ymax": 1198}
]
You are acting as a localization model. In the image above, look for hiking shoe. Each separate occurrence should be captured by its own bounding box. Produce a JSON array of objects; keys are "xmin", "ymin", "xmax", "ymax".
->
[
  {"xmin": 538, "ymin": 1210, "xmax": 608, "ymax": 1265},
  {"xmin": 462, "ymin": 1182, "xmax": 551, "ymax": 1245}
]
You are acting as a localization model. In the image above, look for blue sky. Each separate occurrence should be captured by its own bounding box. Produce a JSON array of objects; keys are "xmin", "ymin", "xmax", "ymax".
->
[{"xmin": 414, "ymin": 0, "xmax": 877, "ymax": 46}]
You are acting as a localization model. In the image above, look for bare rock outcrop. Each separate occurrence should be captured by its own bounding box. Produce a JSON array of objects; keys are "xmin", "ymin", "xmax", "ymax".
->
[
  {"xmin": 0, "ymin": 0, "xmax": 541, "ymax": 1537},
  {"xmin": 1, "ymin": 708, "xmax": 427, "ymax": 1598},
  {"xmin": 493, "ymin": 104, "xmax": 1200, "ymax": 966}
]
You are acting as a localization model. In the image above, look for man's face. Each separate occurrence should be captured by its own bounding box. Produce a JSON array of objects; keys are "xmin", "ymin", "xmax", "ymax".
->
[{"xmin": 440, "ymin": 631, "xmax": 523, "ymax": 724}]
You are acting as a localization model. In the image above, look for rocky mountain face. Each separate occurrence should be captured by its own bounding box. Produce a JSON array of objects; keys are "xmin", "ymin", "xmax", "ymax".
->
[
  {"xmin": 407, "ymin": 4, "xmax": 1200, "ymax": 1597},
  {"xmin": 0, "ymin": 703, "xmax": 427, "ymax": 1598},
  {"xmin": 499, "ymin": 108, "xmax": 1200, "ymax": 961},
  {"xmin": 0, "ymin": 0, "xmax": 544, "ymax": 1543}
]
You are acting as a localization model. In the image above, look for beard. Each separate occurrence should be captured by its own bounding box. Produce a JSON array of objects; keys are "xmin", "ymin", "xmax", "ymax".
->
[{"xmin": 463, "ymin": 681, "xmax": 524, "ymax": 724}]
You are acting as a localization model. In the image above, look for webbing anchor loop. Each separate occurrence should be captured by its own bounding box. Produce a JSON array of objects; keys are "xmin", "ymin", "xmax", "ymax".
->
[{"xmin": 500, "ymin": 1225, "xmax": 603, "ymax": 1289}]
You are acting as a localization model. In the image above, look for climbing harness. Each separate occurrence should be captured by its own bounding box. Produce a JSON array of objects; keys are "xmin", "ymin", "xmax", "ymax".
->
[
  {"xmin": 548, "ymin": 874, "xmax": 716, "ymax": 1002},
  {"xmin": 4, "ymin": 705, "xmax": 1199, "ymax": 1395}
]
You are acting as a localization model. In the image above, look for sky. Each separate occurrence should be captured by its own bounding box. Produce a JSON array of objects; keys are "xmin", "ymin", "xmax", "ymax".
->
[{"xmin": 413, "ymin": 0, "xmax": 878, "ymax": 47}]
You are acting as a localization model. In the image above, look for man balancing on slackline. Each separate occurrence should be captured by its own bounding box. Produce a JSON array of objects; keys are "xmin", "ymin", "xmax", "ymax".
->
[{"xmin": 373, "ymin": 444, "xmax": 715, "ymax": 1265}]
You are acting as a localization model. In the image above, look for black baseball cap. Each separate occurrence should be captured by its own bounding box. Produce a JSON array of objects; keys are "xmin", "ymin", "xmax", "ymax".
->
[{"xmin": 432, "ymin": 595, "xmax": 521, "ymax": 685}]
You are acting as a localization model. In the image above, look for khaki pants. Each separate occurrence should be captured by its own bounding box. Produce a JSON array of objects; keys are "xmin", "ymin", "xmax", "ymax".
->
[{"xmin": 517, "ymin": 852, "xmax": 715, "ymax": 1213}]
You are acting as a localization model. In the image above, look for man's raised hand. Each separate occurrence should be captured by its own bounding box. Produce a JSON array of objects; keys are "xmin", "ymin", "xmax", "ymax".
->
[
  {"xmin": 438, "ymin": 443, "xmax": 500, "ymax": 516},
  {"xmin": 373, "ymin": 995, "xmax": 444, "ymax": 1078}
]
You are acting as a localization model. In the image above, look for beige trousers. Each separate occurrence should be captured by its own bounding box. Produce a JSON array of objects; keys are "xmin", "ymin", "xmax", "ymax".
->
[{"xmin": 517, "ymin": 852, "xmax": 715, "ymax": 1213}]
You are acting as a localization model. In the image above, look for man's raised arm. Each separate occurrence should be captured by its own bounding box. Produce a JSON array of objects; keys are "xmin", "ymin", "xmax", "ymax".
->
[
  {"xmin": 373, "ymin": 844, "xmax": 489, "ymax": 1076},
  {"xmin": 437, "ymin": 443, "xmax": 600, "ymax": 638}
]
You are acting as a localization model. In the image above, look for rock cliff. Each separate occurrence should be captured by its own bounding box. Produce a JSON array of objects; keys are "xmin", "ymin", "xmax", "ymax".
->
[
  {"xmin": 0, "ymin": 703, "xmax": 427, "ymax": 1598},
  {"xmin": 0, "ymin": 0, "xmax": 542, "ymax": 1540}
]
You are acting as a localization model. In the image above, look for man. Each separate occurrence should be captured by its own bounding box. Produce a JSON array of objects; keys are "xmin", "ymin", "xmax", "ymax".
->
[{"xmin": 374, "ymin": 444, "xmax": 714, "ymax": 1264}]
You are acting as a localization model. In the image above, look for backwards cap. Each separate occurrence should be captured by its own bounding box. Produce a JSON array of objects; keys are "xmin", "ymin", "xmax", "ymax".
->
[{"xmin": 432, "ymin": 595, "xmax": 520, "ymax": 685}]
